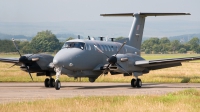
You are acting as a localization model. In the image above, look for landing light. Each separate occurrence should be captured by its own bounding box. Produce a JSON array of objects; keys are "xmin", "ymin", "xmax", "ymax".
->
[{"xmin": 69, "ymin": 63, "xmax": 73, "ymax": 67}]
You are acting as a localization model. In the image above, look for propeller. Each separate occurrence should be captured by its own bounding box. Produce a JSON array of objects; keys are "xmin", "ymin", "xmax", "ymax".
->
[
  {"xmin": 94, "ymin": 41, "xmax": 130, "ymax": 75},
  {"xmin": 11, "ymin": 38, "xmax": 34, "ymax": 81}
]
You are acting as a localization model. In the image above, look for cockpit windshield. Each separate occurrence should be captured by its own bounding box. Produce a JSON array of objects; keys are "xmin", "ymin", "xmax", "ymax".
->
[{"xmin": 62, "ymin": 42, "xmax": 85, "ymax": 50}]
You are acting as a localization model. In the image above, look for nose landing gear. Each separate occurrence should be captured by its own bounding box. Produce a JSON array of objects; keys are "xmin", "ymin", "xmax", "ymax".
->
[{"xmin": 54, "ymin": 67, "xmax": 62, "ymax": 90}]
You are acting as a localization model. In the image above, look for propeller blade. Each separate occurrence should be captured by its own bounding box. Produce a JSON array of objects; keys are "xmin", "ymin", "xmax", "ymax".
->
[
  {"xmin": 25, "ymin": 66, "xmax": 33, "ymax": 81},
  {"xmin": 94, "ymin": 45, "xmax": 110, "ymax": 58},
  {"xmin": 101, "ymin": 63, "xmax": 110, "ymax": 76},
  {"xmin": 114, "ymin": 41, "xmax": 126, "ymax": 56},
  {"xmin": 8, "ymin": 63, "xmax": 18, "ymax": 68},
  {"xmin": 115, "ymin": 63, "xmax": 130, "ymax": 75},
  {"xmin": 12, "ymin": 38, "xmax": 22, "ymax": 57}
]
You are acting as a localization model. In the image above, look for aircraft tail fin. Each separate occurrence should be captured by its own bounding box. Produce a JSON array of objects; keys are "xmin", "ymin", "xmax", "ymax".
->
[{"xmin": 101, "ymin": 12, "xmax": 190, "ymax": 53}]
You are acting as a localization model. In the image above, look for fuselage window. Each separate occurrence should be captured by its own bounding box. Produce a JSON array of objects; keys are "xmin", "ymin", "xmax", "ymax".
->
[
  {"xmin": 97, "ymin": 44, "xmax": 101, "ymax": 51},
  {"xmin": 103, "ymin": 45, "xmax": 107, "ymax": 51},
  {"xmin": 111, "ymin": 46, "xmax": 114, "ymax": 52},
  {"xmin": 116, "ymin": 46, "xmax": 118, "ymax": 52},
  {"xmin": 107, "ymin": 45, "xmax": 110, "ymax": 51},
  {"xmin": 100, "ymin": 45, "xmax": 104, "ymax": 51},
  {"xmin": 87, "ymin": 44, "xmax": 91, "ymax": 50},
  {"xmin": 62, "ymin": 42, "xmax": 85, "ymax": 50},
  {"xmin": 93, "ymin": 45, "xmax": 96, "ymax": 51}
]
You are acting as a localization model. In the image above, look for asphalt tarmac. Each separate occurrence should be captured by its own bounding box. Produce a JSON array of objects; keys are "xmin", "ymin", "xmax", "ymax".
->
[{"xmin": 0, "ymin": 82, "xmax": 200, "ymax": 104}]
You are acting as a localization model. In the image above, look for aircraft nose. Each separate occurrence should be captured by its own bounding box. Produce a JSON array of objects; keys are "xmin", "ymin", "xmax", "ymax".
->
[
  {"xmin": 53, "ymin": 50, "xmax": 65, "ymax": 67},
  {"xmin": 53, "ymin": 48, "xmax": 85, "ymax": 70},
  {"xmin": 53, "ymin": 49, "xmax": 75, "ymax": 68}
]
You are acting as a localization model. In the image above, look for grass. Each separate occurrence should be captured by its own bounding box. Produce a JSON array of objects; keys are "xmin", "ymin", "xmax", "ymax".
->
[
  {"xmin": 1, "ymin": 54, "xmax": 200, "ymax": 83},
  {"xmin": 0, "ymin": 89, "xmax": 200, "ymax": 112}
]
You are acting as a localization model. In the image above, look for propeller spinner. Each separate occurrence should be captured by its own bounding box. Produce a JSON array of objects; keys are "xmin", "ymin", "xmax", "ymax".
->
[{"xmin": 94, "ymin": 41, "xmax": 130, "ymax": 75}]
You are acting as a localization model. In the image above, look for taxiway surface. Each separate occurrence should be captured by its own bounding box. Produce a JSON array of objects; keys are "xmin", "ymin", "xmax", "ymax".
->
[{"xmin": 0, "ymin": 82, "xmax": 200, "ymax": 103}]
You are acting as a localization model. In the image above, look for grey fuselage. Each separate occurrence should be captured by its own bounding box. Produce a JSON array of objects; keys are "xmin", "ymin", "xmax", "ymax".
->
[{"xmin": 53, "ymin": 39, "xmax": 141, "ymax": 78}]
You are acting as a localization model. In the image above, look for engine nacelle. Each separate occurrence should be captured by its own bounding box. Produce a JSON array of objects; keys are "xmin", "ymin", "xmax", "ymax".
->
[{"xmin": 109, "ymin": 53, "xmax": 145, "ymax": 73}]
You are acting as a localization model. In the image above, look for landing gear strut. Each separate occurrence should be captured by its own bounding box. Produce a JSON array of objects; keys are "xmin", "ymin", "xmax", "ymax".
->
[
  {"xmin": 131, "ymin": 78, "xmax": 142, "ymax": 88},
  {"xmin": 55, "ymin": 67, "xmax": 62, "ymax": 90}
]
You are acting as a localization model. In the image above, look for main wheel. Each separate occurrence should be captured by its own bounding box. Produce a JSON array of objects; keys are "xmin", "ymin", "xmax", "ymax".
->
[
  {"xmin": 49, "ymin": 78, "xmax": 55, "ymax": 87},
  {"xmin": 55, "ymin": 79, "xmax": 61, "ymax": 90},
  {"xmin": 44, "ymin": 78, "xmax": 50, "ymax": 87},
  {"xmin": 89, "ymin": 77, "xmax": 96, "ymax": 82},
  {"xmin": 131, "ymin": 78, "xmax": 136, "ymax": 87},
  {"xmin": 136, "ymin": 79, "xmax": 142, "ymax": 88}
]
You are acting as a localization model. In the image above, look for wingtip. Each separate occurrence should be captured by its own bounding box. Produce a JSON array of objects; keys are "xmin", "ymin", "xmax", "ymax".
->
[{"xmin": 185, "ymin": 12, "xmax": 191, "ymax": 15}]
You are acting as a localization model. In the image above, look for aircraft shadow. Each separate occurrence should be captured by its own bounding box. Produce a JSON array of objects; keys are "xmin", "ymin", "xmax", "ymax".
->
[
  {"xmin": 61, "ymin": 83, "xmax": 200, "ymax": 89},
  {"xmin": 0, "ymin": 83, "xmax": 199, "ymax": 89}
]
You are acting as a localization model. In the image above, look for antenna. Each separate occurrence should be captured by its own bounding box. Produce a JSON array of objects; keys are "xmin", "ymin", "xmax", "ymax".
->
[
  {"xmin": 110, "ymin": 38, "xmax": 115, "ymax": 42},
  {"xmin": 99, "ymin": 37, "xmax": 104, "ymax": 41},
  {"xmin": 78, "ymin": 35, "xmax": 80, "ymax": 39},
  {"xmin": 88, "ymin": 36, "xmax": 91, "ymax": 40}
]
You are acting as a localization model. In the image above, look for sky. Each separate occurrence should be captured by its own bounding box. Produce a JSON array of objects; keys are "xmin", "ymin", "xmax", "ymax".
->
[{"xmin": 0, "ymin": 0, "xmax": 200, "ymax": 37}]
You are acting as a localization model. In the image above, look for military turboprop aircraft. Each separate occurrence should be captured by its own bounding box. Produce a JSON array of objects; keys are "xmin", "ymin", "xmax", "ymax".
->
[
  {"xmin": 51, "ymin": 12, "xmax": 200, "ymax": 90},
  {"xmin": 0, "ymin": 39, "xmax": 56, "ymax": 87}
]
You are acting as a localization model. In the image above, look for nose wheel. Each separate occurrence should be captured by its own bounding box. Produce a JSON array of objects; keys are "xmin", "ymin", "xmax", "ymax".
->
[{"xmin": 55, "ymin": 79, "xmax": 61, "ymax": 90}]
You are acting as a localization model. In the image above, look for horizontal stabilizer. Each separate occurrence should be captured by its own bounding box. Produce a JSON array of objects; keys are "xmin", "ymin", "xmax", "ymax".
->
[{"xmin": 100, "ymin": 12, "xmax": 191, "ymax": 17}]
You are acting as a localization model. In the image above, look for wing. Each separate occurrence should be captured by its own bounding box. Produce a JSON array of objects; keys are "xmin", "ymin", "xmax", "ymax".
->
[
  {"xmin": 135, "ymin": 56, "xmax": 200, "ymax": 70},
  {"xmin": 0, "ymin": 58, "xmax": 19, "ymax": 64}
]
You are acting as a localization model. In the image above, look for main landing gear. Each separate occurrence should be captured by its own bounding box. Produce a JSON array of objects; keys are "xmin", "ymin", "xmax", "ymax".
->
[
  {"xmin": 89, "ymin": 77, "xmax": 96, "ymax": 83},
  {"xmin": 131, "ymin": 78, "xmax": 142, "ymax": 88},
  {"xmin": 44, "ymin": 78, "xmax": 55, "ymax": 87}
]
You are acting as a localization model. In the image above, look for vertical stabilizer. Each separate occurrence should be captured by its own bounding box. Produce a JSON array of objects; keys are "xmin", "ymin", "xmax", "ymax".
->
[{"xmin": 100, "ymin": 12, "xmax": 190, "ymax": 51}]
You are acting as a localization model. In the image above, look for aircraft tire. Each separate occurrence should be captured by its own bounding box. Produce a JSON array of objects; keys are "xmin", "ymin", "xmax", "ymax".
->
[
  {"xmin": 49, "ymin": 78, "xmax": 55, "ymax": 87},
  {"xmin": 136, "ymin": 79, "xmax": 142, "ymax": 88},
  {"xmin": 89, "ymin": 77, "xmax": 96, "ymax": 83},
  {"xmin": 131, "ymin": 78, "xmax": 136, "ymax": 87},
  {"xmin": 55, "ymin": 79, "xmax": 61, "ymax": 90},
  {"xmin": 44, "ymin": 78, "xmax": 50, "ymax": 87}
]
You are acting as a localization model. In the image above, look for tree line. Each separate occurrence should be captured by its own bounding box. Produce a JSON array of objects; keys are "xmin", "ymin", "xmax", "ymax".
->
[
  {"xmin": 0, "ymin": 30, "xmax": 199, "ymax": 54},
  {"xmin": 0, "ymin": 30, "xmax": 63, "ymax": 54},
  {"xmin": 141, "ymin": 37, "xmax": 200, "ymax": 54}
]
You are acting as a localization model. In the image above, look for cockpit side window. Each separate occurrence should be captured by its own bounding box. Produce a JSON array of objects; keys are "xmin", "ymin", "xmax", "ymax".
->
[{"xmin": 62, "ymin": 42, "xmax": 85, "ymax": 50}]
